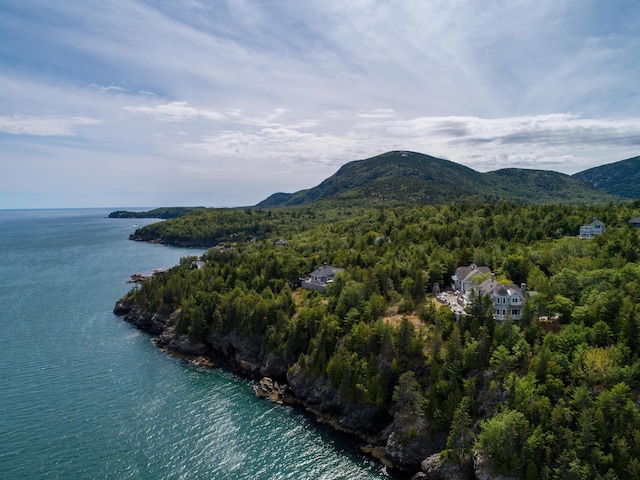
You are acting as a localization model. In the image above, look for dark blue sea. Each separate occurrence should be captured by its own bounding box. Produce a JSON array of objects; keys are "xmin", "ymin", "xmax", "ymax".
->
[{"xmin": 0, "ymin": 209, "xmax": 391, "ymax": 479}]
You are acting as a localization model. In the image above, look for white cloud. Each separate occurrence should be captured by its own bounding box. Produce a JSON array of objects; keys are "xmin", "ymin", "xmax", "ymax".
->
[
  {"xmin": 99, "ymin": 85, "xmax": 129, "ymax": 93},
  {"xmin": 123, "ymin": 101, "xmax": 225, "ymax": 122},
  {"xmin": 0, "ymin": 115, "xmax": 100, "ymax": 136},
  {"xmin": 1, "ymin": 0, "xmax": 639, "ymax": 207},
  {"xmin": 357, "ymin": 109, "xmax": 397, "ymax": 120}
]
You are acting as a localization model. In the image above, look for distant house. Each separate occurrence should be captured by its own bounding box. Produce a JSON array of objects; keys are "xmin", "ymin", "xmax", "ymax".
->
[
  {"xmin": 579, "ymin": 217, "xmax": 606, "ymax": 239},
  {"xmin": 452, "ymin": 264, "xmax": 491, "ymax": 293},
  {"xmin": 629, "ymin": 217, "xmax": 640, "ymax": 229},
  {"xmin": 190, "ymin": 260, "xmax": 206, "ymax": 269},
  {"xmin": 274, "ymin": 239, "xmax": 288, "ymax": 247},
  {"xmin": 475, "ymin": 273, "xmax": 531, "ymax": 321},
  {"xmin": 301, "ymin": 265, "xmax": 344, "ymax": 293},
  {"xmin": 374, "ymin": 236, "xmax": 391, "ymax": 245}
]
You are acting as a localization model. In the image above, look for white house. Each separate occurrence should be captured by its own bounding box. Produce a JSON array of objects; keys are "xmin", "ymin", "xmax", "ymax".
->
[
  {"xmin": 301, "ymin": 265, "xmax": 344, "ymax": 293},
  {"xmin": 452, "ymin": 264, "xmax": 491, "ymax": 293},
  {"xmin": 579, "ymin": 217, "xmax": 606, "ymax": 239}
]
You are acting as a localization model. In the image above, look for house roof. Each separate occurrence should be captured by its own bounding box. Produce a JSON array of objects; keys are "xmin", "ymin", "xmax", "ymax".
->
[
  {"xmin": 477, "ymin": 278, "xmax": 525, "ymax": 299},
  {"xmin": 495, "ymin": 285, "xmax": 509, "ymax": 296},
  {"xmin": 630, "ymin": 217, "xmax": 640, "ymax": 224},
  {"xmin": 505, "ymin": 284, "xmax": 525, "ymax": 298},
  {"xmin": 456, "ymin": 265, "xmax": 491, "ymax": 282},
  {"xmin": 583, "ymin": 217, "xmax": 605, "ymax": 228},
  {"xmin": 477, "ymin": 277, "xmax": 500, "ymax": 295},
  {"xmin": 309, "ymin": 265, "xmax": 343, "ymax": 278}
]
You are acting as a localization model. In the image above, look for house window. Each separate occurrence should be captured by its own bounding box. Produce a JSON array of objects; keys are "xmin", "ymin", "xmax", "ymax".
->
[{"xmin": 512, "ymin": 309, "xmax": 520, "ymax": 316}]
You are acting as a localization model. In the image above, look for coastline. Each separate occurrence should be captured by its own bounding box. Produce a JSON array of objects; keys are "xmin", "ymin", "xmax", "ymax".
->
[{"xmin": 113, "ymin": 295, "xmax": 442, "ymax": 477}]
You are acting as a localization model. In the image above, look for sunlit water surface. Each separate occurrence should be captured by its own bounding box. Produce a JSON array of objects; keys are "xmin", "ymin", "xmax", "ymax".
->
[{"xmin": 0, "ymin": 209, "xmax": 391, "ymax": 479}]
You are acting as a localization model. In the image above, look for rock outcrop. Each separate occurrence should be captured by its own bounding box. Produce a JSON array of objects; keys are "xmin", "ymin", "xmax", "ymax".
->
[
  {"xmin": 287, "ymin": 365, "xmax": 391, "ymax": 440},
  {"xmin": 473, "ymin": 451, "xmax": 519, "ymax": 480},
  {"xmin": 383, "ymin": 412, "xmax": 446, "ymax": 472},
  {"xmin": 115, "ymin": 297, "xmax": 168, "ymax": 334},
  {"xmin": 155, "ymin": 326, "xmax": 209, "ymax": 356},
  {"xmin": 253, "ymin": 377, "xmax": 295, "ymax": 404},
  {"xmin": 411, "ymin": 453, "xmax": 474, "ymax": 480}
]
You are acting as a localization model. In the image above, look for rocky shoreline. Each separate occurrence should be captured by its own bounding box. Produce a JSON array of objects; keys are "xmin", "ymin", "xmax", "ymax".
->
[
  {"xmin": 128, "ymin": 233, "xmax": 212, "ymax": 248},
  {"xmin": 114, "ymin": 295, "xmax": 482, "ymax": 479}
]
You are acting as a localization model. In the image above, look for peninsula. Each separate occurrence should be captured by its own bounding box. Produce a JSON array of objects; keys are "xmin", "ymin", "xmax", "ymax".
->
[{"xmin": 114, "ymin": 151, "xmax": 640, "ymax": 478}]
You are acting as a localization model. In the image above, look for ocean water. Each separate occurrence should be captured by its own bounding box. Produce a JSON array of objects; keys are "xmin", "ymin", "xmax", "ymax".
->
[{"xmin": 0, "ymin": 209, "xmax": 392, "ymax": 480}]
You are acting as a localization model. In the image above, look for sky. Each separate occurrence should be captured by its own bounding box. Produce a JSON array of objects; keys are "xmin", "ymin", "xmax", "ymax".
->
[{"xmin": 1, "ymin": 0, "xmax": 639, "ymax": 209}]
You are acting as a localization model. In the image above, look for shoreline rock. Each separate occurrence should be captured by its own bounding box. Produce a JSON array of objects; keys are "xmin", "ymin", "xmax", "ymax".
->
[
  {"xmin": 253, "ymin": 377, "xmax": 295, "ymax": 404},
  {"xmin": 113, "ymin": 295, "xmax": 443, "ymax": 476},
  {"xmin": 128, "ymin": 234, "xmax": 211, "ymax": 248},
  {"xmin": 412, "ymin": 453, "xmax": 474, "ymax": 480}
]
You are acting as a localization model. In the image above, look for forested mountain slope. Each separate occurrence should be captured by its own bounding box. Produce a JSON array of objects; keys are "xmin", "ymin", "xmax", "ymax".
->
[
  {"xmin": 573, "ymin": 155, "xmax": 640, "ymax": 199},
  {"xmin": 257, "ymin": 151, "xmax": 619, "ymax": 207},
  {"xmin": 259, "ymin": 151, "xmax": 487, "ymax": 206}
]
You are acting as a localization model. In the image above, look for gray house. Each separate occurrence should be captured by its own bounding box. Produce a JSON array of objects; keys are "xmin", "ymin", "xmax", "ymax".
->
[
  {"xmin": 452, "ymin": 264, "xmax": 491, "ymax": 294},
  {"xmin": 475, "ymin": 273, "xmax": 530, "ymax": 321},
  {"xmin": 301, "ymin": 265, "xmax": 344, "ymax": 292},
  {"xmin": 190, "ymin": 260, "xmax": 206, "ymax": 269},
  {"xmin": 579, "ymin": 217, "xmax": 606, "ymax": 238}
]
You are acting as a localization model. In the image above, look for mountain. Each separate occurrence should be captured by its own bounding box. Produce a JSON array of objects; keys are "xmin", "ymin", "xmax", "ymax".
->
[
  {"xmin": 257, "ymin": 151, "xmax": 620, "ymax": 207},
  {"xmin": 259, "ymin": 151, "xmax": 488, "ymax": 206},
  {"xmin": 573, "ymin": 156, "xmax": 640, "ymax": 199},
  {"xmin": 482, "ymin": 168, "xmax": 614, "ymax": 204}
]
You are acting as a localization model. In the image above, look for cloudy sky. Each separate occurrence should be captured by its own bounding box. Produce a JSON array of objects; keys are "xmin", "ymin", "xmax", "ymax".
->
[{"xmin": 1, "ymin": 0, "xmax": 639, "ymax": 208}]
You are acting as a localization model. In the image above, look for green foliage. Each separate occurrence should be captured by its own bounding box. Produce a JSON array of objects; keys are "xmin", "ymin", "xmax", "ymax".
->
[
  {"xmin": 126, "ymin": 200, "xmax": 640, "ymax": 478},
  {"xmin": 479, "ymin": 408, "xmax": 529, "ymax": 474},
  {"xmin": 109, "ymin": 206, "xmax": 207, "ymax": 219},
  {"xmin": 446, "ymin": 396, "xmax": 474, "ymax": 463}
]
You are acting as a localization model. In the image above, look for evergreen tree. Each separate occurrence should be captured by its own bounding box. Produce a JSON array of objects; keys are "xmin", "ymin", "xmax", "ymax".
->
[{"xmin": 446, "ymin": 396, "xmax": 474, "ymax": 464}]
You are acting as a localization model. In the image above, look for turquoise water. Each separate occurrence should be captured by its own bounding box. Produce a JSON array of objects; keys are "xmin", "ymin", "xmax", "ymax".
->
[{"xmin": 0, "ymin": 209, "xmax": 391, "ymax": 480}]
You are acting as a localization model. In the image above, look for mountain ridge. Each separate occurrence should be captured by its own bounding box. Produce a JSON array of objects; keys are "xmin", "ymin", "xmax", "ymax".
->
[
  {"xmin": 572, "ymin": 155, "xmax": 640, "ymax": 199},
  {"xmin": 257, "ymin": 151, "xmax": 623, "ymax": 207}
]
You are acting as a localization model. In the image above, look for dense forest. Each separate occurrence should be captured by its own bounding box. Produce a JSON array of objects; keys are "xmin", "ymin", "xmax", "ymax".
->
[
  {"xmin": 119, "ymin": 201, "xmax": 640, "ymax": 479},
  {"xmin": 108, "ymin": 206, "xmax": 207, "ymax": 219}
]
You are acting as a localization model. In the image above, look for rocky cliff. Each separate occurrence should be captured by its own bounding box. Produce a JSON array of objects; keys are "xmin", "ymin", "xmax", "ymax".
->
[{"xmin": 113, "ymin": 295, "xmax": 448, "ymax": 474}]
